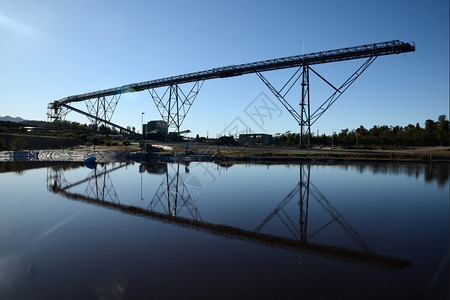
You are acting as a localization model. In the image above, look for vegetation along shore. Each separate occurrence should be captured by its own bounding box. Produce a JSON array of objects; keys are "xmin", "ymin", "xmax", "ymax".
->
[{"xmin": 0, "ymin": 115, "xmax": 448, "ymax": 163}]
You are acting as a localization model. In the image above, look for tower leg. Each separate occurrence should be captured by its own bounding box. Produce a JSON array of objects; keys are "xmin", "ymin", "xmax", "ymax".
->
[{"xmin": 300, "ymin": 66, "xmax": 311, "ymax": 147}]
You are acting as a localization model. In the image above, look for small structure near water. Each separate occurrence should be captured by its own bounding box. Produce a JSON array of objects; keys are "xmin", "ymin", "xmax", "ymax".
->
[
  {"xmin": 239, "ymin": 133, "xmax": 273, "ymax": 144},
  {"xmin": 143, "ymin": 120, "xmax": 168, "ymax": 140}
]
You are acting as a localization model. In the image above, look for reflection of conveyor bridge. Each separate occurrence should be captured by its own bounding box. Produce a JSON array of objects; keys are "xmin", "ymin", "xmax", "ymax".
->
[{"xmin": 48, "ymin": 163, "xmax": 411, "ymax": 271}]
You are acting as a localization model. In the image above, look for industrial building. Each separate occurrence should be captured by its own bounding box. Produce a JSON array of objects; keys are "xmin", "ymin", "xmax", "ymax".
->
[
  {"xmin": 239, "ymin": 133, "xmax": 273, "ymax": 144},
  {"xmin": 143, "ymin": 120, "xmax": 168, "ymax": 139}
]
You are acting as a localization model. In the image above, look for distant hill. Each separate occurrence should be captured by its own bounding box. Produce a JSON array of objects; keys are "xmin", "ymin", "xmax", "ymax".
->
[
  {"xmin": 0, "ymin": 115, "xmax": 26, "ymax": 122},
  {"xmin": 0, "ymin": 116, "xmax": 47, "ymax": 126}
]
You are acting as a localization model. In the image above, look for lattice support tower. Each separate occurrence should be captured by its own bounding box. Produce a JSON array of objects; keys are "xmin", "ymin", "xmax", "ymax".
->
[
  {"xmin": 84, "ymin": 95, "xmax": 121, "ymax": 131},
  {"xmin": 148, "ymin": 81, "xmax": 203, "ymax": 139},
  {"xmin": 47, "ymin": 102, "xmax": 70, "ymax": 122},
  {"xmin": 259, "ymin": 56, "xmax": 376, "ymax": 147}
]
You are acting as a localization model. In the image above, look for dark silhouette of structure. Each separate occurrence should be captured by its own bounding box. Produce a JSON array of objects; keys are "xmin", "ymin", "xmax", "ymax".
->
[
  {"xmin": 48, "ymin": 162, "xmax": 411, "ymax": 271},
  {"xmin": 47, "ymin": 40, "xmax": 415, "ymax": 146}
]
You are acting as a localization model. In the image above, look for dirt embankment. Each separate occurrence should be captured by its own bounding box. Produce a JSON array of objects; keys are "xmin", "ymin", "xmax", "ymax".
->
[
  {"xmin": 1, "ymin": 134, "xmax": 449, "ymax": 162},
  {"xmin": 144, "ymin": 142, "xmax": 450, "ymax": 161},
  {"xmin": 77, "ymin": 141, "xmax": 449, "ymax": 162},
  {"xmin": 0, "ymin": 134, "xmax": 82, "ymax": 150}
]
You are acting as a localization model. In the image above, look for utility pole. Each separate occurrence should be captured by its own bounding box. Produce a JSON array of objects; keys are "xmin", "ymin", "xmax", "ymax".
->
[{"xmin": 141, "ymin": 112, "xmax": 145, "ymax": 136}]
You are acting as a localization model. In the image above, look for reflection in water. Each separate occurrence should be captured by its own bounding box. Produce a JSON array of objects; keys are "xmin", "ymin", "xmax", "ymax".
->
[
  {"xmin": 29, "ymin": 211, "xmax": 84, "ymax": 246},
  {"xmin": 47, "ymin": 163, "xmax": 125, "ymax": 204},
  {"xmin": 424, "ymin": 163, "xmax": 449, "ymax": 187},
  {"xmin": 0, "ymin": 161, "xmax": 82, "ymax": 174},
  {"xmin": 47, "ymin": 162, "xmax": 412, "ymax": 272},
  {"xmin": 349, "ymin": 162, "xmax": 449, "ymax": 188},
  {"xmin": 2, "ymin": 160, "xmax": 447, "ymax": 187},
  {"xmin": 255, "ymin": 165, "xmax": 371, "ymax": 252},
  {"xmin": 94, "ymin": 268, "xmax": 128, "ymax": 300},
  {"xmin": 149, "ymin": 163, "xmax": 203, "ymax": 220}
]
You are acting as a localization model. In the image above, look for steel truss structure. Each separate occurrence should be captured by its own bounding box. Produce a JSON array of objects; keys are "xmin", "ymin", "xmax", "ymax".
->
[
  {"xmin": 48, "ymin": 40, "xmax": 414, "ymax": 143},
  {"xmin": 148, "ymin": 81, "xmax": 204, "ymax": 136},
  {"xmin": 257, "ymin": 56, "xmax": 377, "ymax": 146},
  {"xmin": 84, "ymin": 95, "xmax": 121, "ymax": 131}
]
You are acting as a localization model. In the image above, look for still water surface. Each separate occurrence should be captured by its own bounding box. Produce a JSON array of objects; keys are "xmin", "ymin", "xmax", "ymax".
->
[{"xmin": 0, "ymin": 161, "xmax": 448, "ymax": 299}]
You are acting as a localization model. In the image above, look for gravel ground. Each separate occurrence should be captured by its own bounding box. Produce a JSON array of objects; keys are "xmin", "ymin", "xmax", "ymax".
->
[{"xmin": 74, "ymin": 141, "xmax": 449, "ymax": 162}]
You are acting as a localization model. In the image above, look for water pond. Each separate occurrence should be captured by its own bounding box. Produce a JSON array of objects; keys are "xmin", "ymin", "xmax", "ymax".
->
[{"xmin": 0, "ymin": 161, "xmax": 448, "ymax": 299}]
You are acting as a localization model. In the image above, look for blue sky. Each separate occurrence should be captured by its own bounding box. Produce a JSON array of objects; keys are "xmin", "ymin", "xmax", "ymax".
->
[{"xmin": 0, "ymin": 0, "xmax": 448, "ymax": 137}]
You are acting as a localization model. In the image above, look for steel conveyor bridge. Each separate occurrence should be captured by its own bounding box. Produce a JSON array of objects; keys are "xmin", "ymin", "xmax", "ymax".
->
[{"xmin": 48, "ymin": 40, "xmax": 415, "ymax": 145}]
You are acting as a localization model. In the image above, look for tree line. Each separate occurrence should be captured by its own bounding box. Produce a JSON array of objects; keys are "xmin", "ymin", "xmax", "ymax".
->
[
  {"xmin": 274, "ymin": 115, "xmax": 449, "ymax": 147},
  {"xmin": 1, "ymin": 115, "xmax": 448, "ymax": 148},
  {"xmin": 0, "ymin": 120, "xmax": 125, "ymax": 138}
]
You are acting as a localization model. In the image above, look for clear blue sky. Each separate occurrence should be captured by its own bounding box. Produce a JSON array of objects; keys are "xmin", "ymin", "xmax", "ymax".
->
[{"xmin": 1, "ymin": 0, "xmax": 448, "ymax": 137}]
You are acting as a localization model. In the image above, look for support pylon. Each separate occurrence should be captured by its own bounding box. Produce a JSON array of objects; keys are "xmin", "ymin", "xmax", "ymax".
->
[{"xmin": 300, "ymin": 66, "xmax": 311, "ymax": 147}]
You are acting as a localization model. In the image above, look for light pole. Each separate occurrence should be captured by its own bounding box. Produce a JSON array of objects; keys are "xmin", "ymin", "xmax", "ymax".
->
[
  {"xmin": 141, "ymin": 112, "xmax": 145, "ymax": 136},
  {"xmin": 331, "ymin": 129, "xmax": 334, "ymax": 148}
]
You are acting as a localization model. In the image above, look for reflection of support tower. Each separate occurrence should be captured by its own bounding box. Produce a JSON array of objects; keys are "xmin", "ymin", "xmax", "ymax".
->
[
  {"xmin": 309, "ymin": 179, "xmax": 372, "ymax": 253},
  {"xmin": 47, "ymin": 166, "xmax": 69, "ymax": 192},
  {"xmin": 254, "ymin": 181, "xmax": 300, "ymax": 238},
  {"xmin": 48, "ymin": 163, "xmax": 124, "ymax": 203},
  {"xmin": 256, "ymin": 163, "xmax": 371, "ymax": 254},
  {"xmin": 299, "ymin": 163, "xmax": 310, "ymax": 242},
  {"xmin": 149, "ymin": 164, "xmax": 202, "ymax": 220},
  {"xmin": 85, "ymin": 165, "xmax": 120, "ymax": 203}
]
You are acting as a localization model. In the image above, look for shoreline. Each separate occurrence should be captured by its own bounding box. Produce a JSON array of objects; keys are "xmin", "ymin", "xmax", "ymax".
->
[{"xmin": 1, "ymin": 149, "xmax": 448, "ymax": 164}]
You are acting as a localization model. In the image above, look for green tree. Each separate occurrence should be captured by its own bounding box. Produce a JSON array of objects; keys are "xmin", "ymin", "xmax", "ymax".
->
[
  {"xmin": 123, "ymin": 140, "xmax": 131, "ymax": 152},
  {"xmin": 437, "ymin": 115, "xmax": 449, "ymax": 146},
  {"xmin": 424, "ymin": 119, "xmax": 437, "ymax": 145},
  {"xmin": 338, "ymin": 129, "xmax": 350, "ymax": 146}
]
